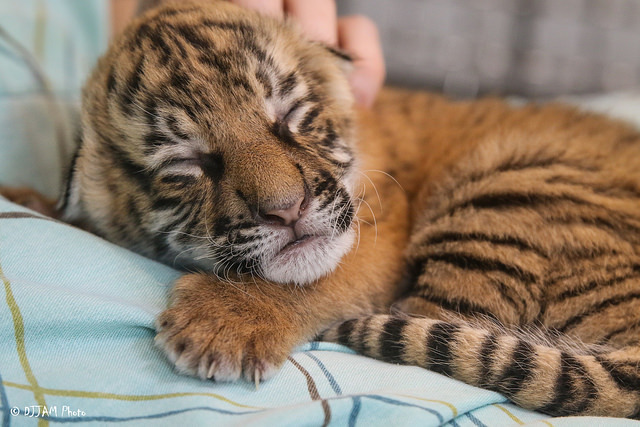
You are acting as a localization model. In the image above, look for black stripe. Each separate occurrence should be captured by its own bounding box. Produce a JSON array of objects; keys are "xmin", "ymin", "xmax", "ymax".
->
[
  {"xmin": 410, "ymin": 291, "xmax": 499, "ymax": 322},
  {"xmin": 106, "ymin": 66, "xmax": 116, "ymax": 93},
  {"xmin": 491, "ymin": 279, "xmax": 529, "ymax": 316},
  {"xmin": 271, "ymin": 121, "xmax": 303, "ymax": 150},
  {"xmin": 600, "ymin": 318, "xmax": 640, "ymax": 343},
  {"xmin": 120, "ymin": 58, "xmax": 144, "ymax": 113},
  {"xmin": 478, "ymin": 334, "xmax": 499, "ymax": 387},
  {"xmin": 466, "ymin": 158, "xmax": 598, "ymax": 185},
  {"xmin": 170, "ymin": 70, "xmax": 192, "ymax": 94},
  {"xmin": 255, "ymin": 69, "xmax": 273, "ymax": 97},
  {"xmin": 165, "ymin": 115, "xmax": 191, "ymax": 140},
  {"xmin": 278, "ymin": 71, "xmax": 297, "ymax": 96},
  {"xmin": 539, "ymin": 353, "xmax": 595, "ymax": 415},
  {"xmin": 144, "ymin": 131, "xmax": 177, "ymax": 153},
  {"xmin": 172, "ymin": 24, "xmax": 211, "ymax": 50},
  {"xmin": 549, "ymin": 268, "xmax": 640, "ymax": 303},
  {"xmin": 426, "ymin": 322, "xmax": 459, "ymax": 377},
  {"xmin": 198, "ymin": 52, "xmax": 231, "ymax": 74},
  {"xmin": 213, "ymin": 215, "xmax": 232, "ymax": 237},
  {"xmin": 166, "ymin": 98, "xmax": 198, "ymax": 123},
  {"xmin": 299, "ymin": 106, "xmax": 321, "ymax": 134},
  {"xmin": 538, "ymin": 352, "xmax": 577, "ymax": 415},
  {"xmin": 420, "ymin": 252, "xmax": 538, "ymax": 284},
  {"xmin": 135, "ymin": 23, "xmax": 173, "ymax": 65},
  {"xmin": 159, "ymin": 201, "xmax": 193, "ymax": 233},
  {"xmin": 106, "ymin": 143, "xmax": 152, "ymax": 193},
  {"xmin": 151, "ymin": 196, "xmax": 182, "ymax": 211},
  {"xmin": 545, "ymin": 174, "xmax": 640, "ymax": 199},
  {"xmin": 498, "ymin": 340, "xmax": 536, "ymax": 396},
  {"xmin": 424, "ymin": 231, "xmax": 547, "ymax": 258},
  {"xmin": 558, "ymin": 291, "xmax": 640, "ymax": 332},
  {"xmin": 598, "ymin": 358, "xmax": 640, "ymax": 392},
  {"xmin": 356, "ymin": 316, "xmax": 374, "ymax": 354},
  {"xmin": 230, "ymin": 75, "xmax": 254, "ymax": 94},
  {"xmin": 182, "ymin": 205, "xmax": 211, "ymax": 240},
  {"xmin": 324, "ymin": 45, "xmax": 352, "ymax": 62},
  {"xmin": 466, "ymin": 191, "xmax": 592, "ymax": 212},
  {"xmin": 336, "ymin": 319, "xmax": 357, "ymax": 347},
  {"xmin": 379, "ymin": 318, "xmax": 408, "ymax": 364}
]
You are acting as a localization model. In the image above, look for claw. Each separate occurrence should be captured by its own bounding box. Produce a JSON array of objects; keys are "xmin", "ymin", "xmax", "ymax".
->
[
  {"xmin": 207, "ymin": 361, "xmax": 217, "ymax": 379},
  {"xmin": 254, "ymin": 368, "xmax": 260, "ymax": 390}
]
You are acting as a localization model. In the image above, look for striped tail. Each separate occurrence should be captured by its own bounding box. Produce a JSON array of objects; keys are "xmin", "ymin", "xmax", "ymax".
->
[{"xmin": 321, "ymin": 315, "xmax": 640, "ymax": 418}]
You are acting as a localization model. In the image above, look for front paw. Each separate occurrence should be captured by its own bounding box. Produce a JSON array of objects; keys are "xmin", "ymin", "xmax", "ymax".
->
[{"xmin": 155, "ymin": 273, "xmax": 304, "ymax": 383}]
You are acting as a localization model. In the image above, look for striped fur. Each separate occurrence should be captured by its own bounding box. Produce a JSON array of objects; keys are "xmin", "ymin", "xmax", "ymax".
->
[
  {"xmin": 323, "ymin": 105, "xmax": 640, "ymax": 417},
  {"xmin": 323, "ymin": 315, "xmax": 640, "ymax": 418}
]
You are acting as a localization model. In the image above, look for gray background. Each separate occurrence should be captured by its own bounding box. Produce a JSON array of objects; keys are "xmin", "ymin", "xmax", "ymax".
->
[{"xmin": 337, "ymin": 0, "xmax": 640, "ymax": 98}]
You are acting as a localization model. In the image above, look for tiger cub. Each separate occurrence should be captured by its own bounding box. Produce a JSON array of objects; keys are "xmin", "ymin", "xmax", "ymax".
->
[{"xmin": 3, "ymin": 0, "xmax": 639, "ymax": 418}]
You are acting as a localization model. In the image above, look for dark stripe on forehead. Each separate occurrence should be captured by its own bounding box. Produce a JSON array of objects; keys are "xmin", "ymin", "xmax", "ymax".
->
[
  {"xmin": 278, "ymin": 71, "xmax": 297, "ymax": 96},
  {"xmin": 231, "ymin": 76, "xmax": 254, "ymax": 95},
  {"xmin": 132, "ymin": 23, "xmax": 172, "ymax": 65},
  {"xmin": 242, "ymin": 37, "xmax": 267, "ymax": 62},
  {"xmin": 171, "ymin": 24, "xmax": 212, "ymax": 50},
  {"xmin": 255, "ymin": 69, "xmax": 273, "ymax": 97},
  {"xmin": 119, "ymin": 57, "xmax": 145, "ymax": 115},
  {"xmin": 198, "ymin": 52, "xmax": 232, "ymax": 74},
  {"xmin": 170, "ymin": 71, "xmax": 191, "ymax": 94}
]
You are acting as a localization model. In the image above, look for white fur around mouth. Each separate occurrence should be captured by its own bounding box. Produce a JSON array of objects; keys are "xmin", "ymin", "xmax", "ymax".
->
[{"xmin": 261, "ymin": 229, "xmax": 355, "ymax": 286}]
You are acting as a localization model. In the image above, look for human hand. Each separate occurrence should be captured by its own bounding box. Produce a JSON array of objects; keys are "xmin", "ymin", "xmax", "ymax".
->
[{"xmin": 230, "ymin": 0, "xmax": 385, "ymax": 108}]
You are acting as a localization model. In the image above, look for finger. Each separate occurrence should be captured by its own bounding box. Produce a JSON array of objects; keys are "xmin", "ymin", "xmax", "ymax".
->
[
  {"xmin": 284, "ymin": 0, "xmax": 337, "ymax": 45},
  {"xmin": 228, "ymin": 0, "xmax": 284, "ymax": 19},
  {"xmin": 338, "ymin": 15, "xmax": 386, "ymax": 108}
]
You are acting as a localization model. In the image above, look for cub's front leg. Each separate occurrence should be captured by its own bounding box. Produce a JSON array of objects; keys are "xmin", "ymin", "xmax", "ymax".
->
[
  {"xmin": 155, "ymin": 181, "xmax": 410, "ymax": 383},
  {"xmin": 155, "ymin": 274, "xmax": 309, "ymax": 382}
]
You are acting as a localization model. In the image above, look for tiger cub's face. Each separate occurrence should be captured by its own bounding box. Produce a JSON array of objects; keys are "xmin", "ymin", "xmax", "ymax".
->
[{"xmin": 64, "ymin": 1, "xmax": 358, "ymax": 285}]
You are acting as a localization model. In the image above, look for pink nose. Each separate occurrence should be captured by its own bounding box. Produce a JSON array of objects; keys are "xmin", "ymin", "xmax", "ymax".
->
[{"xmin": 261, "ymin": 196, "xmax": 305, "ymax": 226}]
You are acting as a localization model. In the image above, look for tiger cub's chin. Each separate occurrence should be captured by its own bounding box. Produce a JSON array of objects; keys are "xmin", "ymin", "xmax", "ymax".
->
[{"xmin": 260, "ymin": 228, "xmax": 356, "ymax": 285}]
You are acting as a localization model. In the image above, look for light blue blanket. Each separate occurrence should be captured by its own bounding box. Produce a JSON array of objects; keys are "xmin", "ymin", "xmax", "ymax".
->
[
  {"xmin": 0, "ymin": 1, "xmax": 636, "ymax": 425},
  {"xmin": 2, "ymin": 198, "xmax": 635, "ymax": 427}
]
